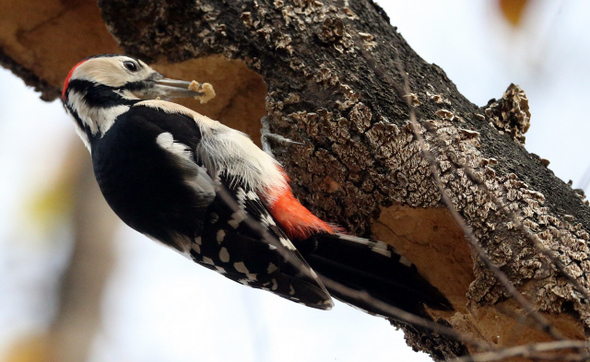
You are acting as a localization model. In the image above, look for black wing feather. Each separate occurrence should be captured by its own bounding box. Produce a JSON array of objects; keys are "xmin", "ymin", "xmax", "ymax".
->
[{"xmin": 92, "ymin": 104, "xmax": 332, "ymax": 309}]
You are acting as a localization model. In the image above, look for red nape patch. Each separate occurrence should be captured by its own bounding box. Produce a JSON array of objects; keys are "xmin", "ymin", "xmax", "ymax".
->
[
  {"xmin": 62, "ymin": 59, "xmax": 87, "ymax": 100},
  {"xmin": 268, "ymin": 187, "xmax": 339, "ymax": 240}
]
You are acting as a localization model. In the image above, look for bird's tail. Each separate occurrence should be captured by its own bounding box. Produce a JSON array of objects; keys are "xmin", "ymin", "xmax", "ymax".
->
[{"xmin": 293, "ymin": 233, "xmax": 453, "ymax": 318}]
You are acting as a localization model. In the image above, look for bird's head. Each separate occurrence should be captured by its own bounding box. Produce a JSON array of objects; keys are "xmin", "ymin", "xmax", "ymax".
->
[{"xmin": 62, "ymin": 54, "xmax": 202, "ymax": 148}]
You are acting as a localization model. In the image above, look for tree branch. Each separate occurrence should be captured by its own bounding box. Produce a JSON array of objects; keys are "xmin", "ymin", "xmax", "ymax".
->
[{"xmin": 2, "ymin": 0, "xmax": 589, "ymax": 359}]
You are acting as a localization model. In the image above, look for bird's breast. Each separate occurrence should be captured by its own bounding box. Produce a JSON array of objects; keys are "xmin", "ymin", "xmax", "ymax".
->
[{"xmin": 91, "ymin": 120, "xmax": 208, "ymax": 246}]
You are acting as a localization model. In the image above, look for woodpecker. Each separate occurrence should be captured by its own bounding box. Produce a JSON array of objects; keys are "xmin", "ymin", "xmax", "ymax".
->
[{"xmin": 62, "ymin": 54, "xmax": 452, "ymax": 318}]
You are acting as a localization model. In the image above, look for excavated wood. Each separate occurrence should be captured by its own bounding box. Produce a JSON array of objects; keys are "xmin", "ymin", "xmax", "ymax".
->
[
  {"xmin": 2, "ymin": 0, "xmax": 590, "ymax": 359},
  {"xmin": 0, "ymin": 0, "xmax": 121, "ymax": 100}
]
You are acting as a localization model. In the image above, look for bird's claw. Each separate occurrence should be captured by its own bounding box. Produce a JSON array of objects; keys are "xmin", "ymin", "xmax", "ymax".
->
[{"xmin": 260, "ymin": 116, "xmax": 303, "ymax": 155}]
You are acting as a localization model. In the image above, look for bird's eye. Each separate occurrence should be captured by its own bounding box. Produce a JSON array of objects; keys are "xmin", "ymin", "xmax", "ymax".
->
[{"xmin": 123, "ymin": 61, "xmax": 139, "ymax": 72}]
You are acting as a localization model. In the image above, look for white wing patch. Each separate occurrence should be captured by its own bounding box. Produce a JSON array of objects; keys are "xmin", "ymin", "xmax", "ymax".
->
[
  {"xmin": 138, "ymin": 100, "xmax": 288, "ymax": 203},
  {"xmin": 155, "ymin": 132, "xmax": 215, "ymax": 204},
  {"xmin": 156, "ymin": 132, "xmax": 192, "ymax": 161}
]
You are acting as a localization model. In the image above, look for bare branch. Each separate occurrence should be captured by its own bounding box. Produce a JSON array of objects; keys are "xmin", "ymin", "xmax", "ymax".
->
[{"xmin": 394, "ymin": 53, "xmax": 567, "ymax": 341}]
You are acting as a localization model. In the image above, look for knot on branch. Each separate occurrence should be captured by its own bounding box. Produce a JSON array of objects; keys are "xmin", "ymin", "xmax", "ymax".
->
[{"xmin": 484, "ymin": 83, "xmax": 531, "ymax": 145}]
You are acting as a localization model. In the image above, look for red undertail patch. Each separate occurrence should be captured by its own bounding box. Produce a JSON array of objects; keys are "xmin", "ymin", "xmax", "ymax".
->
[{"xmin": 268, "ymin": 186, "xmax": 337, "ymax": 240}]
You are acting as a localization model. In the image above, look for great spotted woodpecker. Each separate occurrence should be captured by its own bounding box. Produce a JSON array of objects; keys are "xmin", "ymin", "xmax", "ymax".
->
[{"xmin": 62, "ymin": 54, "xmax": 452, "ymax": 317}]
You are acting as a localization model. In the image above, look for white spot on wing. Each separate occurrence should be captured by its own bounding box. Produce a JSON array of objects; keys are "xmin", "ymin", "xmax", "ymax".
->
[
  {"xmin": 219, "ymin": 247, "xmax": 230, "ymax": 263},
  {"xmin": 246, "ymin": 191, "xmax": 258, "ymax": 200},
  {"xmin": 156, "ymin": 132, "xmax": 192, "ymax": 161},
  {"xmin": 236, "ymin": 188, "xmax": 247, "ymax": 207},
  {"xmin": 234, "ymin": 262, "xmax": 250, "ymax": 274},
  {"xmin": 260, "ymin": 213, "xmax": 277, "ymax": 227},
  {"xmin": 155, "ymin": 132, "xmax": 215, "ymax": 204},
  {"xmin": 267, "ymin": 263, "xmax": 278, "ymax": 274},
  {"xmin": 216, "ymin": 230, "xmax": 226, "ymax": 243},
  {"xmin": 191, "ymin": 243, "xmax": 201, "ymax": 254},
  {"xmin": 202, "ymin": 256, "xmax": 214, "ymax": 265},
  {"xmin": 370, "ymin": 243, "xmax": 393, "ymax": 258},
  {"xmin": 399, "ymin": 256, "xmax": 413, "ymax": 268},
  {"xmin": 227, "ymin": 210, "xmax": 247, "ymax": 229},
  {"xmin": 279, "ymin": 237, "xmax": 297, "ymax": 251}
]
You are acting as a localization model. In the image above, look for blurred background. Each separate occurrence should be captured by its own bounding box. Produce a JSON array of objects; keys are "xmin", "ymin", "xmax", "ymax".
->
[{"xmin": 0, "ymin": 0, "xmax": 588, "ymax": 361}]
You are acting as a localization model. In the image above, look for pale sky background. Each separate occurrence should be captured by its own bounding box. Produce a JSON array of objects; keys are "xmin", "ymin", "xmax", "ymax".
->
[{"xmin": 0, "ymin": 1, "xmax": 589, "ymax": 361}]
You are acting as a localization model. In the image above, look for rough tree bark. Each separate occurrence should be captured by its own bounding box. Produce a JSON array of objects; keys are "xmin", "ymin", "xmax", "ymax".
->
[{"xmin": 2, "ymin": 0, "xmax": 589, "ymax": 360}]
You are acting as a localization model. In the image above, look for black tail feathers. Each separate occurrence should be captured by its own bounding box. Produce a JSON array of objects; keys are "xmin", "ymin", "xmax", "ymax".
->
[{"xmin": 293, "ymin": 233, "xmax": 453, "ymax": 318}]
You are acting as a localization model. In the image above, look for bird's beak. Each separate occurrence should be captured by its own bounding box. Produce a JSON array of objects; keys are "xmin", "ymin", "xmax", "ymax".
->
[
  {"xmin": 153, "ymin": 77, "xmax": 205, "ymax": 99},
  {"xmin": 132, "ymin": 73, "xmax": 215, "ymax": 104}
]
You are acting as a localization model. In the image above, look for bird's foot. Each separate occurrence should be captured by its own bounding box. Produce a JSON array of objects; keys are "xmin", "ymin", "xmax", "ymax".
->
[{"xmin": 260, "ymin": 116, "xmax": 303, "ymax": 155}]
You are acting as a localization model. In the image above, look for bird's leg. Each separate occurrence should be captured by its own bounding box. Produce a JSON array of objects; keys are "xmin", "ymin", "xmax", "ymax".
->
[{"xmin": 260, "ymin": 116, "xmax": 303, "ymax": 156}]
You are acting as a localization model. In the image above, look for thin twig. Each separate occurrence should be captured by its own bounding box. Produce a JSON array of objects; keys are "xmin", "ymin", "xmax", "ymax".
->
[
  {"xmin": 443, "ymin": 154, "xmax": 590, "ymax": 302},
  {"xmin": 394, "ymin": 55, "xmax": 566, "ymax": 341},
  {"xmin": 219, "ymin": 183, "xmax": 494, "ymax": 350},
  {"xmin": 319, "ymin": 276, "xmax": 492, "ymax": 350},
  {"xmin": 447, "ymin": 340, "xmax": 590, "ymax": 362}
]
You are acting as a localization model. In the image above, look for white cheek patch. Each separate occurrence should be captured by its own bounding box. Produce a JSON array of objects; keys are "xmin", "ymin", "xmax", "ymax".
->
[
  {"xmin": 67, "ymin": 90, "xmax": 129, "ymax": 136},
  {"xmin": 68, "ymin": 91, "xmax": 98, "ymax": 134}
]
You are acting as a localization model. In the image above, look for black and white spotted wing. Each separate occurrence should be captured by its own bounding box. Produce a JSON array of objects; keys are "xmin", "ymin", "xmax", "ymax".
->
[
  {"xmin": 193, "ymin": 178, "xmax": 332, "ymax": 309},
  {"xmin": 92, "ymin": 104, "xmax": 332, "ymax": 309}
]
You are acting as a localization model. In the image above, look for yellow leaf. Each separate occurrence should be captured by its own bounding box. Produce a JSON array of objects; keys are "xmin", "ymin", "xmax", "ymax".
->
[
  {"xmin": 3, "ymin": 334, "xmax": 55, "ymax": 362},
  {"xmin": 499, "ymin": 0, "xmax": 529, "ymax": 27}
]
